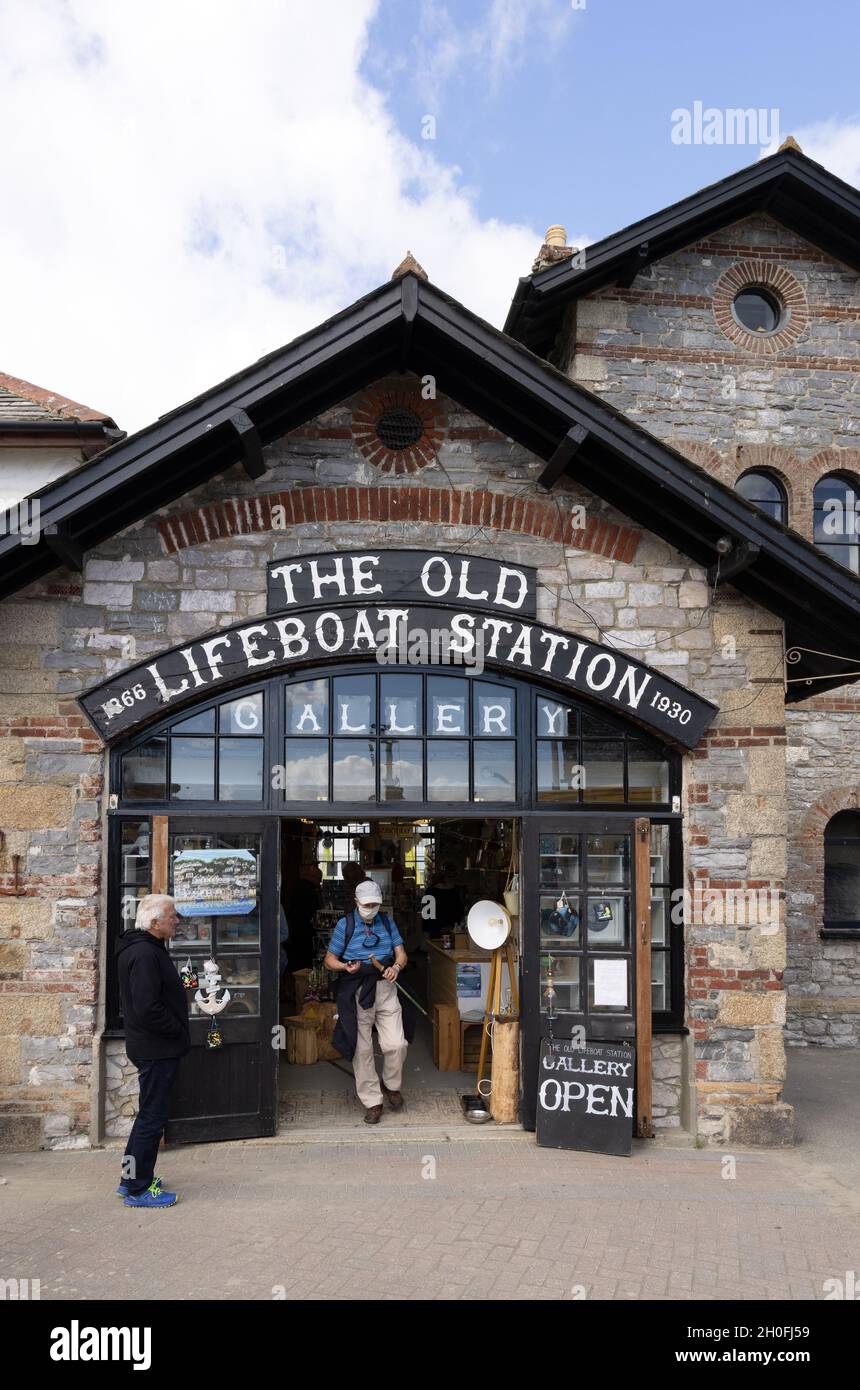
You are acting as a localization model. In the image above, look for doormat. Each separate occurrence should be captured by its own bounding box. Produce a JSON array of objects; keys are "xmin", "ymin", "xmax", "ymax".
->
[{"xmin": 279, "ymin": 1089, "xmax": 473, "ymax": 1130}]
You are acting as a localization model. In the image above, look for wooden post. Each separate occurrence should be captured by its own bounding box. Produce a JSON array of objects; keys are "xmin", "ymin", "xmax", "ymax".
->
[
  {"xmin": 634, "ymin": 816, "xmax": 653, "ymax": 1138},
  {"xmin": 152, "ymin": 816, "xmax": 169, "ymax": 894},
  {"xmin": 490, "ymin": 1017, "xmax": 519, "ymax": 1124}
]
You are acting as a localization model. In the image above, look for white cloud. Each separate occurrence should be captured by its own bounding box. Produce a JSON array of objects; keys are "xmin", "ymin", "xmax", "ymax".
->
[
  {"xmin": 768, "ymin": 116, "xmax": 860, "ymax": 187},
  {"xmin": 413, "ymin": 0, "xmax": 574, "ymax": 106},
  {"xmin": 0, "ymin": 0, "xmax": 555, "ymax": 432}
]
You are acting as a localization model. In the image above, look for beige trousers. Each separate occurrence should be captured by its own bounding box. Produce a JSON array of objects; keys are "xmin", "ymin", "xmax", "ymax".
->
[{"xmin": 353, "ymin": 978, "xmax": 407, "ymax": 1108}]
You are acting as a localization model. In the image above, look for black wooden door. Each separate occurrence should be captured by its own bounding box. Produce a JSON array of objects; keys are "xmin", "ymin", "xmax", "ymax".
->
[
  {"xmin": 164, "ymin": 818, "xmax": 278, "ymax": 1143},
  {"xmin": 521, "ymin": 816, "xmax": 638, "ymax": 1130}
]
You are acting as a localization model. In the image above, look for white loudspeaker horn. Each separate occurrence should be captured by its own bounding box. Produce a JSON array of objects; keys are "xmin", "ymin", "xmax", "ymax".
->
[{"xmin": 466, "ymin": 899, "xmax": 511, "ymax": 951}]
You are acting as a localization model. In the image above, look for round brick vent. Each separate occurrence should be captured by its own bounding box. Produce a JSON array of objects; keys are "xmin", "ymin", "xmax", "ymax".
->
[
  {"xmin": 376, "ymin": 407, "xmax": 424, "ymax": 451},
  {"xmin": 352, "ymin": 383, "xmax": 443, "ymax": 474}
]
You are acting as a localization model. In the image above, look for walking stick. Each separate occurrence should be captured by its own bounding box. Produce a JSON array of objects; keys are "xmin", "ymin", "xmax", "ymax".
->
[{"xmin": 369, "ymin": 955, "xmax": 429, "ymax": 1017}]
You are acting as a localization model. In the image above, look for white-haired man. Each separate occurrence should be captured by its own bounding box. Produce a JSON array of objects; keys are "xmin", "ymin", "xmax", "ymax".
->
[{"xmin": 116, "ymin": 894, "xmax": 189, "ymax": 1208}]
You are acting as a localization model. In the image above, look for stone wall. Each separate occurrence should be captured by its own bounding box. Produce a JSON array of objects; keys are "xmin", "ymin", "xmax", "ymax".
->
[
  {"xmin": 785, "ymin": 702, "xmax": 860, "ymax": 1046},
  {"xmin": 0, "ymin": 374, "xmax": 790, "ymax": 1148},
  {"xmin": 562, "ymin": 212, "xmax": 860, "ymax": 1058}
]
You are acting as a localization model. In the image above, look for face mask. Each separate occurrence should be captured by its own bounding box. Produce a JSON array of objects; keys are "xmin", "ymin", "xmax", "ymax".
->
[{"xmin": 357, "ymin": 904, "xmax": 378, "ymax": 922}]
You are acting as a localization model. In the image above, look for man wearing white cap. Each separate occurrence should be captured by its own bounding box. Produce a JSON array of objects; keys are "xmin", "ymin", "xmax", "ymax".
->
[{"xmin": 325, "ymin": 878, "xmax": 410, "ymax": 1123}]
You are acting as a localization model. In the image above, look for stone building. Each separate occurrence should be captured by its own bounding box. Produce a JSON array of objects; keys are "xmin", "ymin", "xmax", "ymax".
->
[{"xmin": 0, "ymin": 142, "xmax": 858, "ymax": 1154}]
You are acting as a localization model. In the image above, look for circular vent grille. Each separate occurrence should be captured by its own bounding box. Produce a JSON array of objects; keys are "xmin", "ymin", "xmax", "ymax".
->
[{"xmin": 375, "ymin": 408, "xmax": 424, "ymax": 451}]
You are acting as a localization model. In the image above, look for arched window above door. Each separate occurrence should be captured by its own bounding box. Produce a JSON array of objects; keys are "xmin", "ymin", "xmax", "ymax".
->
[{"xmin": 115, "ymin": 666, "xmax": 679, "ymax": 812}]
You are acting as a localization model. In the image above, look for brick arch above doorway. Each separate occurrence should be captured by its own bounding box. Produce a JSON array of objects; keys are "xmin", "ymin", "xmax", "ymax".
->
[{"xmin": 157, "ymin": 485, "xmax": 642, "ymax": 563}]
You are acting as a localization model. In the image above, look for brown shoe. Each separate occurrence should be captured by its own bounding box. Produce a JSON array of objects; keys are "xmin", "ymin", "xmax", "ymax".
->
[
  {"xmin": 364, "ymin": 1104, "xmax": 384, "ymax": 1125},
  {"xmin": 382, "ymin": 1085, "xmax": 404, "ymax": 1111}
]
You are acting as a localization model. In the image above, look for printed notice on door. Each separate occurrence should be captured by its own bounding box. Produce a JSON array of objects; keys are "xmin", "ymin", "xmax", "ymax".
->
[{"xmin": 592, "ymin": 958, "xmax": 628, "ymax": 1007}]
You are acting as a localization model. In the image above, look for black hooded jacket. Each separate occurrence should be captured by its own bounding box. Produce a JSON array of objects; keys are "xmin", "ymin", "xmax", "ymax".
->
[{"xmin": 116, "ymin": 929, "xmax": 191, "ymax": 1064}]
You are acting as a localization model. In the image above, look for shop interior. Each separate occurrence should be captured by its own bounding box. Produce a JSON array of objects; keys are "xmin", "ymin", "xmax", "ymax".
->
[{"xmin": 277, "ymin": 817, "xmax": 517, "ymax": 1124}]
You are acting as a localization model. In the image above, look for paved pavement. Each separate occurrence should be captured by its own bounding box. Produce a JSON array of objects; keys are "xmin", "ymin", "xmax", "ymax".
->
[{"xmin": 1, "ymin": 1050, "xmax": 858, "ymax": 1301}]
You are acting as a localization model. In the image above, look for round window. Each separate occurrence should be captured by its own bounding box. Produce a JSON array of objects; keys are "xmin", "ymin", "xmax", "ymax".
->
[
  {"xmin": 375, "ymin": 408, "xmax": 424, "ymax": 451},
  {"xmin": 732, "ymin": 287, "xmax": 782, "ymax": 334}
]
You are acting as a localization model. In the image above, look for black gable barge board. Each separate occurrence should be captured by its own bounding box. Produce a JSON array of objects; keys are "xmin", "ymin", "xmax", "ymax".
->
[
  {"xmin": 505, "ymin": 145, "xmax": 860, "ymax": 354},
  {"xmin": 1, "ymin": 270, "xmax": 859, "ymax": 694},
  {"xmin": 78, "ymin": 606, "xmax": 717, "ymax": 748}
]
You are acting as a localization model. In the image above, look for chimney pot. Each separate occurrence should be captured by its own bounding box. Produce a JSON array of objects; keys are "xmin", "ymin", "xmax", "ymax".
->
[{"xmin": 545, "ymin": 225, "xmax": 568, "ymax": 248}]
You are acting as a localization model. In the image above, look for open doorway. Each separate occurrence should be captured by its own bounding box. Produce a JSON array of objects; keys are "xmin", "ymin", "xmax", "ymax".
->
[{"xmin": 278, "ymin": 816, "xmax": 518, "ymax": 1129}]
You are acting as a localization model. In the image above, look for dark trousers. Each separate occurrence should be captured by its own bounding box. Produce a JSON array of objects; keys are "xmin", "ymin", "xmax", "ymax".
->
[{"xmin": 121, "ymin": 1057, "xmax": 180, "ymax": 1195}]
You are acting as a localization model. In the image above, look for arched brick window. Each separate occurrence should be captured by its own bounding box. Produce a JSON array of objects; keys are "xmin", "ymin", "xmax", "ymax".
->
[
  {"xmin": 813, "ymin": 473, "xmax": 860, "ymax": 573},
  {"xmin": 736, "ymin": 469, "xmax": 788, "ymax": 526},
  {"xmin": 824, "ymin": 810, "xmax": 860, "ymax": 932}
]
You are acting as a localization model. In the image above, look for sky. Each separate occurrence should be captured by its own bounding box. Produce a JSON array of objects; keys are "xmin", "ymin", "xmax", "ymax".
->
[{"xmin": 2, "ymin": 0, "xmax": 860, "ymax": 432}]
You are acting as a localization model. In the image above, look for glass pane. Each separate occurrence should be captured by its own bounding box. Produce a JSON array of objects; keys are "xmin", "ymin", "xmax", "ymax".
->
[
  {"xmin": 539, "ymin": 834, "xmax": 580, "ymax": 887},
  {"xmin": 286, "ymin": 679, "xmax": 328, "ymax": 736},
  {"xmin": 588, "ymin": 957, "xmax": 630, "ymax": 1012},
  {"xmin": 651, "ymin": 888, "xmax": 669, "ymax": 945},
  {"xmin": 121, "ymin": 738, "xmax": 166, "ymax": 800},
  {"xmin": 651, "ymin": 952, "xmax": 668, "ymax": 1012},
  {"xmin": 120, "ymin": 885, "xmax": 149, "ymax": 928},
  {"xmin": 541, "ymin": 954, "xmax": 580, "ymax": 1014},
  {"xmin": 283, "ymin": 739, "xmax": 329, "ymax": 800},
  {"xmin": 813, "ymin": 477, "xmax": 853, "ymax": 540},
  {"xmin": 650, "ymin": 824, "xmax": 670, "ymax": 882},
  {"xmin": 825, "ymin": 842, "xmax": 860, "ymax": 922},
  {"xmin": 379, "ymin": 740, "xmax": 422, "ymax": 801},
  {"xmin": 217, "ymin": 913, "xmax": 261, "ymax": 947},
  {"xmin": 628, "ymin": 740, "xmax": 669, "ymax": 802},
  {"xmin": 218, "ymin": 738, "xmax": 263, "ymax": 801},
  {"xmin": 121, "ymin": 820, "xmax": 150, "ymax": 884},
  {"xmin": 540, "ymin": 891, "xmax": 581, "ymax": 946},
  {"xmin": 220, "ymin": 692, "xmax": 263, "ymax": 735},
  {"xmin": 427, "ymin": 676, "xmax": 467, "ymax": 736},
  {"xmin": 427, "ymin": 740, "xmax": 469, "ymax": 800},
  {"xmin": 536, "ymin": 699, "xmax": 575, "ymax": 738},
  {"xmin": 333, "ymin": 739, "xmax": 376, "ymax": 799},
  {"xmin": 380, "ymin": 674, "xmax": 421, "ymax": 735},
  {"xmin": 581, "ymin": 710, "xmax": 618, "ymax": 737},
  {"xmin": 587, "ymin": 834, "xmax": 629, "ymax": 885},
  {"xmin": 190, "ymin": 955, "xmax": 260, "ymax": 1018},
  {"xmin": 473, "ymin": 741, "xmax": 515, "ymax": 801},
  {"xmin": 586, "ymin": 894, "xmax": 629, "ymax": 947},
  {"xmin": 582, "ymin": 740, "xmax": 624, "ymax": 802},
  {"xmin": 170, "ymin": 737, "xmax": 215, "ymax": 800},
  {"xmin": 171, "ymin": 913, "xmax": 213, "ymax": 947},
  {"xmin": 473, "ymin": 682, "xmax": 514, "ymax": 737},
  {"xmin": 537, "ymin": 740, "xmax": 582, "ymax": 802},
  {"xmin": 172, "ymin": 708, "xmax": 215, "ymax": 734},
  {"xmin": 334, "ymin": 675, "xmax": 375, "ymax": 735}
]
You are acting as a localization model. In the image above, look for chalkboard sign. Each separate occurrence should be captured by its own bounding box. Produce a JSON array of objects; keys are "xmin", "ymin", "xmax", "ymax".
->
[{"xmin": 536, "ymin": 1038, "xmax": 635, "ymax": 1157}]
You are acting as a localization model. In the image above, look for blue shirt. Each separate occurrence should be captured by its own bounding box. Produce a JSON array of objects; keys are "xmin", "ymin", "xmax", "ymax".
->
[{"xmin": 328, "ymin": 910, "xmax": 403, "ymax": 963}]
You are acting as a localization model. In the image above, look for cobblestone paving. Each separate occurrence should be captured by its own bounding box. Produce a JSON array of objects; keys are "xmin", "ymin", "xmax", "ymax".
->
[{"xmin": 2, "ymin": 1133, "xmax": 858, "ymax": 1301}]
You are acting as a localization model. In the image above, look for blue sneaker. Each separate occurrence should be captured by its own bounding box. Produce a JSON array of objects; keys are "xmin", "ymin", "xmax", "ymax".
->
[
  {"xmin": 123, "ymin": 1180, "xmax": 177, "ymax": 1209},
  {"xmin": 116, "ymin": 1174, "xmax": 163, "ymax": 1199}
]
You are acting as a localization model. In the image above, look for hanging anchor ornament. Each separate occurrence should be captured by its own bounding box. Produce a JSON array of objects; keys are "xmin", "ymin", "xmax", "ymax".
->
[
  {"xmin": 179, "ymin": 957, "xmax": 198, "ymax": 990},
  {"xmin": 194, "ymin": 958, "xmax": 231, "ymax": 1049}
]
